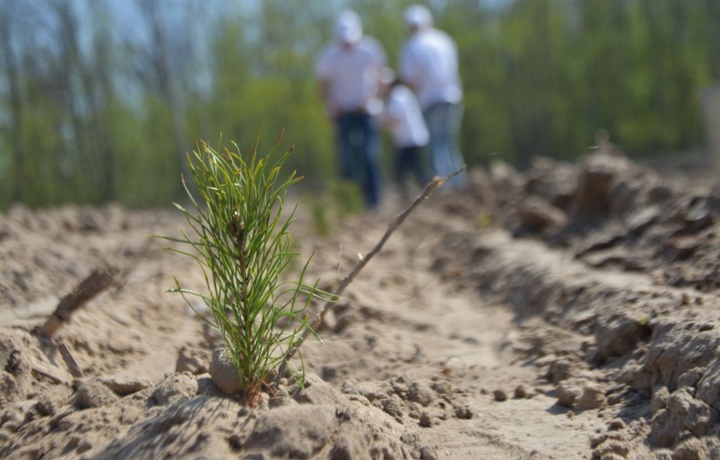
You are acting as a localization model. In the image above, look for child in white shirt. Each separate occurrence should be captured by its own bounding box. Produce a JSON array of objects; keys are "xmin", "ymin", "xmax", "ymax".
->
[{"xmin": 381, "ymin": 77, "xmax": 431, "ymax": 201}]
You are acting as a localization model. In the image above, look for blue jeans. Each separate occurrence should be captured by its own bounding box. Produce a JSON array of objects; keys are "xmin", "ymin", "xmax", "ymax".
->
[
  {"xmin": 423, "ymin": 102, "xmax": 467, "ymax": 188},
  {"xmin": 335, "ymin": 112, "xmax": 381, "ymax": 209}
]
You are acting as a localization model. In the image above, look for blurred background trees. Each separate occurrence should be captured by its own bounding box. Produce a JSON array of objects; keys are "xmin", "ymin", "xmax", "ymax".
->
[{"xmin": 0, "ymin": 0, "xmax": 718, "ymax": 209}]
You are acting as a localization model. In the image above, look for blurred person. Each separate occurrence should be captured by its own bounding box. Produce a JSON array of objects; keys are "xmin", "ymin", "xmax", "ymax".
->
[
  {"xmin": 380, "ymin": 73, "xmax": 431, "ymax": 202},
  {"xmin": 400, "ymin": 4, "xmax": 467, "ymax": 188},
  {"xmin": 316, "ymin": 10, "xmax": 388, "ymax": 211}
]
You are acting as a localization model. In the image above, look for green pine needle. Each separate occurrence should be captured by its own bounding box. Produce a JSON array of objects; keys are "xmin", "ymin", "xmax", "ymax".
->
[{"xmin": 158, "ymin": 134, "xmax": 332, "ymax": 406}]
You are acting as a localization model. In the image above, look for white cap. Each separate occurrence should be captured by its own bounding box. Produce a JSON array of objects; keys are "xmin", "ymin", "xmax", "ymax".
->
[
  {"xmin": 335, "ymin": 10, "xmax": 363, "ymax": 45},
  {"xmin": 404, "ymin": 5, "xmax": 433, "ymax": 29}
]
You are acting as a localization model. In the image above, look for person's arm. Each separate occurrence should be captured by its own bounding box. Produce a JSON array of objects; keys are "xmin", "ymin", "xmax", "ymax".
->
[
  {"xmin": 318, "ymin": 79, "xmax": 342, "ymax": 118},
  {"xmin": 362, "ymin": 38, "xmax": 388, "ymax": 112},
  {"xmin": 380, "ymin": 111, "xmax": 401, "ymax": 129},
  {"xmin": 315, "ymin": 47, "xmax": 338, "ymax": 118},
  {"xmin": 380, "ymin": 91, "xmax": 401, "ymax": 129},
  {"xmin": 399, "ymin": 45, "xmax": 418, "ymax": 91}
]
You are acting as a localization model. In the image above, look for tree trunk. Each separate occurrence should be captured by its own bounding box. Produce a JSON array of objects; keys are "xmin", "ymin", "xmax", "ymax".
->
[{"xmin": 0, "ymin": 0, "xmax": 25, "ymax": 204}]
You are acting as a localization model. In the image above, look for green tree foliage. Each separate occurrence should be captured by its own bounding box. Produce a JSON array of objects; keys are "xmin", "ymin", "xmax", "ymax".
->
[
  {"xmin": 0, "ymin": 0, "xmax": 718, "ymax": 209},
  {"xmin": 443, "ymin": 0, "xmax": 716, "ymax": 165}
]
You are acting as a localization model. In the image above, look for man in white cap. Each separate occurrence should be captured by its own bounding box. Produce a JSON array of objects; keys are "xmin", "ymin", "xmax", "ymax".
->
[
  {"xmin": 316, "ymin": 10, "xmax": 388, "ymax": 210},
  {"xmin": 400, "ymin": 4, "xmax": 467, "ymax": 188}
]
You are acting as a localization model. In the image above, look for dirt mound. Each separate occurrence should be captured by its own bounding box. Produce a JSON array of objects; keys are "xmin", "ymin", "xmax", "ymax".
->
[
  {"xmin": 1, "ymin": 151, "xmax": 720, "ymax": 458},
  {"xmin": 0, "ymin": 341, "xmax": 422, "ymax": 460}
]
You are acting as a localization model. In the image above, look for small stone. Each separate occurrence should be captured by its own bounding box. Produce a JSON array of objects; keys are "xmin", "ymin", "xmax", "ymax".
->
[
  {"xmin": 430, "ymin": 380, "xmax": 452, "ymax": 397},
  {"xmin": 228, "ymin": 433, "xmax": 243, "ymax": 451},
  {"xmin": 698, "ymin": 323, "xmax": 714, "ymax": 332},
  {"xmin": 408, "ymin": 381, "xmax": 435, "ymax": 407},
  {"xmin": 514, "ymin": 385, "xmax": 529, "ymax": 399},
  {"xmin": 321, "ymin": 366, "xmax": 337, "ymax": 381},
  {"xmin": 209, "ymin": 348, "xmax": 243, "ymax": 395},
  {"xmin": 547, "ymin": 358, "xmax": 573, "ymax": 384},
  {"xmin": 493, "ymin": 389, "xmax": 508, "ymax": 402},
  {"xmin": 419, "ymin": 411, "xmax": 433, "ymax": 427},
  {"xmin": 575, "ymin": 384, "xmax": 606, "ymax": 410},
  {"xmin": 35, "ymin": 396, "xmax": 57, "ymax": 416},
  {"xmin": 455, "ymin": 404, "xmax": 473, "ymax": 419},
  {"xmin": 382, "ymin": 395, "xmax": 404, "ymax": 418},
  {"xmin": 557, "ymin": 379, "xmax": 583, "ymax": 408},
  {"xmin": 74, "ymin": 379, "xmax": 120, "ymax": 409},
  {"xmin": 443, "ymin": 357, "xmax": 467, "ymax": 377},
  {"xmin": 419, "ymin": 446, "xmax": 438, "ymax": 460}
]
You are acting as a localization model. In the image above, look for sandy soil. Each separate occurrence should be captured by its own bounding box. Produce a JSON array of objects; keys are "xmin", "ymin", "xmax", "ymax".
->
[{"xmin": 1, "ymin": 150, "xmax": 719, "ymax": 459}]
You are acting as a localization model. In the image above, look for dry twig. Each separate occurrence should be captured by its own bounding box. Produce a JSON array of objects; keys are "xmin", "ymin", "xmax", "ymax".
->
[
  {"xmin": 276, "ymin": 167, "xmax": 465, "ymax": 383},
  {"xmin": 56, "ymin": 340, "xmax": 84, "ymax": 379},
  {"xmin": 38, "ymin": 268, "xmax": 117, "ymax": 338}
]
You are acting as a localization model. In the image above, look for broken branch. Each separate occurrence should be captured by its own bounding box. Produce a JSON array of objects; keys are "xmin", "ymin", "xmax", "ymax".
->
[
  {"xmin": 56, "ymin": 340, "xmax": 84, "ymax": 379},
  {"xmin": 38, "ymin": 268, "xmax": 116, "ymax": 338},
  {"xmin": 276, "ymin": 167, "xmax": 466, "ymax": 383}
]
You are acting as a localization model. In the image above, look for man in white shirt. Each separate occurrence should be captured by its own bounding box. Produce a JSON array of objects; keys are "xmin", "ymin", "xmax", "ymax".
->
[
  {"xmin": 400, "ymin": 4, "xmax": 467, "ymax": 188},
  {"xmin": 316, "ymin": 10, "xmax": 388, "ymax": 210}
]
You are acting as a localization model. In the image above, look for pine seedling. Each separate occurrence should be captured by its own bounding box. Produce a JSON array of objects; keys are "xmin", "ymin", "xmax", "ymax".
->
[{"xmin": 161, "ymin": 135, "xmax": 330, "ymax": 406}]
